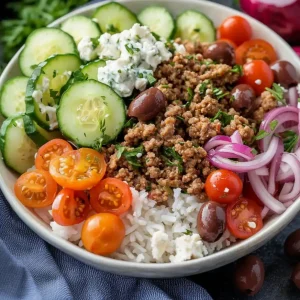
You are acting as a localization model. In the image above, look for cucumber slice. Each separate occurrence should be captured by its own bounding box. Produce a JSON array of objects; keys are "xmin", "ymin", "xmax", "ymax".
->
[
  {"xmin": 81, "ymin": 60, "xmax": 106, "ymax": 80},
  {"xmin": 175, "ymin": 10, "xmax": 216, "ymax": 42},
  {"xmin": 61, "ymin": 16, "xmax": 101, "ymax": 45},
  {"xmin": 19, "ymin": 28, "xmax": 78, "ymax": 77},
  {"xmin": 57, "ymin": 80, "xmax": 126, "ymax": 147},
  {"xmin": 26, "ymin": 54, "xmax": 82, "ymax": 130},
  {"xmin": 0, "ymin": 115, "xmax": 38, "ymax": 174},
  {"xmin": 93, "ymin": 2, "xmax": 138, "ymax": 34},
  {"xmin": 0, "ymin": 76, "xmax": 28, "ymax": 118},
  {"xmin": 23, "ymin": 115, "xmax": 61, "ymax": 147},
  {"xmin": 138, "ymin": 6, "xmax": 175, "ymax": 39}
]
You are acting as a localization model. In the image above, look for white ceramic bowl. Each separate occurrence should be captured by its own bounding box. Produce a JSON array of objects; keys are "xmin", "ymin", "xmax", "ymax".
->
[{"xmin": 1, "ymin": 0, "xmax": 300, "ymax": 278}]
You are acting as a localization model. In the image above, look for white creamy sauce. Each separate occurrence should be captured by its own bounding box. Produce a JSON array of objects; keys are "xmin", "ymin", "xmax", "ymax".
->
[{"xmin": 77, "ymin": 36, "xmax": 99, "ymax": 61}]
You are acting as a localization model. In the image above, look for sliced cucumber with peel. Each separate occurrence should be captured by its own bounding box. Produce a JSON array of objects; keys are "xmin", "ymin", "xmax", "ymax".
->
[
  {"xmin": 175, "ymin": 10, "xmax": 216, "ymax": 42},
  {"xmin": 138, "ymin": 6, "xmax": 175, "ymax": 39},
  {"xmin": 26, "ymin": 54, "xmax": 82, "ymax": 130},
  {"xmin": 0, "ymin": 115, "xmax": 38, "ymax": 174},
  {"xmin": 93, "ymin": 2, "xmax": 138, "ymax": 34},
  {"xmin": 0, "ymin": 76, "xmax": 28, "ymax": 118},
  {"xmin": 57, "ymin": 80, "xmax": 126, "ymax": 147},
  {"xmin": 19, "ymin": 28, "xmax": 78, "ymax": 77},
  {"xmin": 81, "ymin": 60, "xmax": 106, "ymax": 80},
  {"xmin": 61, "ymin": 16, "xmax": 101, "ymax": 45}
]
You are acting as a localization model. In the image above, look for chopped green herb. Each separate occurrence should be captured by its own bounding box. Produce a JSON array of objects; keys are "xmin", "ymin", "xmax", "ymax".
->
[
  {"xmin": 151, "ymin": 32, "xmax": 160, "ymax": 41},
  {"xmin": 165, "ymin": 41, "xmax": 176, "ymax": 54},
  {"xmin": 145, "ymin": 184, "xmax": 151, "ymax": 192},
  {"xmin": 281, "ymin": 130, "xmax": 299, "ymax": 152},
  {"xmin": 161, "ymin": 147, "xmax": 184, "ymax": 173},
  {"xmin": 199, "ymin": 81, "xmax": 208, "ymax": 96},
  {"xmin": 123, "ymin": 118, "xmax": 137, "ymax": 129},
  {"xmin": 125, "ymin": 43, "xmax": 140, "ymax": 55},
  {"xmin": 115, "ymin": 145, "xmax": 145, "ymax": 168},
  {"xmin": 161, "ymin": 84, "xmax": 169, "ymax": 88},
  {"xmin": 266, "ymin": 83, "xmax": 286, "ymax": 104},
  {"xmin": 52, "ymin": 70, "xmax": 57, "ymax": 78},
  {"xmin": 193, "ymin": 28, "xmax": 200, "ymax": 33},
  {"xmin": 270, "ymin": 120, "xmax": 278, "ymax": 131},
  {"xmin": 183, "ymin": 229, "xmax": 193, "ymax": 235},
  {"xmin": 138, "ymin": 73, "xmax": 143, "ymax": 78},
  {"xmin": 210, "ymin": 110, "xmax": 233, "ymax": 127},
  {"xmin": 213, "ymin": 87, "xmax": 229, "ymax": 100},
  {"xmin": 115, "ymin": 144, "xmax": 125, "ymax": 159},
  {"xmin": 169, "ymin": 62, "xmax": 175, "ymax": 66},
  {"xmin": 135, "ymin": 35, "xmax": 141, "ymax": 40},
  {"xmin": 106, "ymin": 24, "xmax": 119, "ymax": 34},
  {"xmin": 91, "ymin": 37, "xmax": 99, "ymax": 48},
  {"xmin": 92, "ymin": 119, "xmax": 109, "ymax": 151},
  {"xmin": 60, "ymin": 70, "xmax": 88, "ymax": 94},
  {"xmin": 147, "ymin": 74, "xmax": 157, "ymax": 86},
  {"xmin": 251, "ymin": 148, "xmax": 258, "ymax": 155},
  {"xmin": 185, "ymin": 55, "xmax": 194, "ymax": 60},
  {"xmin": 255, "ymin": 130, "xmax": 269, "ymax": 141},
  {"xmin": 231, "ymin": 65, "xmax": 243, "ymax": 75},
  {"xmin": 176, "ymin": 115, "xmax": 184, "ymax": 122},
  {"xmin": 183, "ymin": 87, "xmax": 194, "ymax": 108},
  {"xmin": 118, "ymin": 69, "xmax": 122, "ymax": 73}
]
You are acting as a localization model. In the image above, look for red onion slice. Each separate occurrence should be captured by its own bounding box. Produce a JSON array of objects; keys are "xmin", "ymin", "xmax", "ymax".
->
[
  {"xmin": 261, "ymin": 206, "xmax": 269, "ymax": 219},
  {"xmin": 204, "ymin": 135, "xmax": 231, "ymax": 152},
  {"xmin": 248, "ymin": 170, "xmax": 286, "ymax": 214},
  {"xmin": 208, "ymin": 137, "xmax": 279, "ymax": 173},
  {"xmin": 256, "ymin": 167, "xmax": 269, "ymax": 176},
  {"xmin": 288, "ymin": 86, "xmax": 298, "ymax": 107},
  {"xmin": 230, "ymin": 130, "xmax": 243, "ymax": 144},
  {"xmin": 279, "ymin": 182, "xmax": 294, "ymax": 198},
  {"xmin": 284, "ymin": 201, "xmax": 294, "ymax": 208},
  {"xmin": 278, "ymin": 153, "xmax": 300, "ymax": 202},
  {"xmin": 214, "ymin": 144, "xmax": 254, "ymax": 161}
]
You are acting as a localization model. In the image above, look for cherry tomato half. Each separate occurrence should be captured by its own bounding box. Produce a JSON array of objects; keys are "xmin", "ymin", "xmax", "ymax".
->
[
  {"xmin": 240, "ymin": 60, "xmax": 274, "ymax": 95},
  {"xmin": 14, "ymin": 169, "xmax": 57, "ymax": 208},
  {"xmin": 49, "ymin": 148, "xmax": 107, "ymax": 190},
  {"xmin": 52, "ymin": 188, "xmax": 90, "ymax": 226},
  {"xmin": 90, "ymin": 178, "xmax": 132, "ymax": 215},
  {"xmin": 35, "ymin": 139, "xmax": 73, "ymax": 171},
  {"xmin": 218, "ymin": 16, "xmax": 252, "ymax": 46},
  {"xmin": 236, "ymin": 39, "xmax": 278, "ymax": 65},
  {"xmin": 205, "ymin": 169, "xmax": 243, "ymax": 204},
  {"xmin": 226, "ymin": 197, "xmax": 263, "ymax": 239},
  {"xmin": 81, "ymin": 213, "xmax": 125, "ymax": 255}
]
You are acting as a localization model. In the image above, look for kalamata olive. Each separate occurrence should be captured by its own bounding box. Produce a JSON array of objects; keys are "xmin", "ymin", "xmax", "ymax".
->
[
  {"xmin": 128, "ymin": 87, "xmax": 166, "ymax": 122},
  {"xmin": 270, "ymin": 60, "xmax": 298, "ymax": 88},
  {"xmin": 231, "ymin": 84, "xmax": 256, "ymax": 112},
  {"xmin": 203, "ymin": 41, "xmax": 236, "ymax": 65},
  {"xmin": 197, "ymin": 201, "xmax": 226, "ymax": 242},
  {"xmin": 291, "ymin": 263, "xmax": 300, "ymax": 290},
  {"xmin": 284, "ymin": 229, "xmax": 300, "ymax": 260},
  {"xmin": 234, "ymin": 255, "xmax": 265, "ymax": 296}
]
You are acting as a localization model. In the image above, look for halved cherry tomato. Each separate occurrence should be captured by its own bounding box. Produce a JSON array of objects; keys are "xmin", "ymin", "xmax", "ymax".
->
[
  {"xmin": 49, "ymin": 148, "xmax": 106, "ymax": 190},
  {"xmin": 52, "ymin": 188, "xmax": 90, "ymax": 226},
  {"xmin": 240, "ymin": 60, "xmax": 274, "ymax": 95},
  {"xmin": 243, "ymin": 180, "xmax": 264, "ymax": 207},
  {"xmin": 226, "ymin": 197, "xmax": 263, "ymax": 239},
  {"xmin": 236, "ymin": 39, "xmax": 278, "ymax": 65},
  {"xmin": 81, "ymin": 213, "xmax": 125, "ymax": 255},
  {"xmin": 205, "ymin": 169, "xmax": 243, "ymax": 204},
  {"xmin": 218, "ymin": 16, "xmax": 252, "ymax": 46},
  {"xmin": 14, "ymin": 169, "xmax": 57, "ymax": 208},
  {"xmin": 35, "ymin": 139, "xmax": 73, "ymax": 171},
  {"xmin": 218, "ymin": 39, "xmax": 237, "ymax": 49},
  {"xmin": 90, "ymin": 178, "xmax": 132, "ymax": 215}
]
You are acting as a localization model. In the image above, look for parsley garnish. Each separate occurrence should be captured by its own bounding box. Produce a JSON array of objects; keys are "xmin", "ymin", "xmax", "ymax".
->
[
  {"xmin": 91, "ymin": 37, "xmax": 99, "ymax": 48},
  {"xmin": 52, "ymin": 70, "xmax": 57, "ymax": 78},
  {"xmin": 185, "ymin": 55, "xmax": 194, "ymax": 60},
  {"xmin": 106, "ymin": 24, "xmax": 119, "ymax": 34},
  {"xmin": 176, "ymin": 115, "xmax": 184, "ymax": 122},
  {"xmin": 266, "ymin": 83, "xmax": 286, "ymax": 104},
  {"xmin": 270, "ymin": 120, "xmax": 278, "ymax": 131},
  {"xmin": 231, "ymin": 65, "xmax": 243, "ymax": 75},
  {"xmin": 193, "ymin": 28, "xmax": 200, "ymax": 33},
  {"xmin": 199, "ymin": 81, "xmax": 209, "ymax": 96},
  {"xmin": 147, "ymin": 74, "xmax": 157, "ymax": 86},
  {"xmin": 145, "ymin": 184, "xmax": 151, "ymax": 192},
  {"xmin": 183, "ymin": 87, "xmax": 194, "ymax": 108},
  {"xmin": 169, "ymin": 62, "xmax": 175, "ymax": 66},
  {"xmin": 60, "ymin": 70, "xmax": 88, "ymax": 94},
  {"xmin": 213, "ymin": 88, "xmax": 229, "ymax": 100},
  {"xmin": 183, "ymin": 229, "xmax": 193, "ymax": 236},
  {"xmin": 116, "ymin": 145, "xmax": 144, "ymax": 168},
  {"xmin": 281, "ymin": 131, "xmax": 299, "ymax": 152},
  {"xmin": 255, "ymin": 130, "xmax": 269, "ymax": 140},
  {"xmin": 161, "ymin": 147, "xmax": 184, "ymax": 173},
  {"xmin": 125, "ymin": 43, "xmax": 140, "ymax": 55},
  {"xmin": 210, "ymin": 110, "xmax": 233, "ymax": 127},
  {"xmin": 92, "ymin": 119, "xmax": 109, "ymax": 151},
  {"xmin": 251, "ymin": 148, "xmax": 258, "ymax": 155},
  {"xmin": 123, "ymin": 118, "xmax": 137, "ymax": 129},
  {"xmin": 161, "ymin": 84, "xmax": 170, "ymax": 88}
]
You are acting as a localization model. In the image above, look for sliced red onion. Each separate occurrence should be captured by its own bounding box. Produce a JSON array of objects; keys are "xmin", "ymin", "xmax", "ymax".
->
[
  {"xmin": 268, "ymin": 139, "xmax": 284, "ymax": 195},
  {"xmin": 255, "ymin": 167, "xmax": 269, "ymax": 176},
  {"xmin": 278, "ymin": 153, "xmax": 300, "ymax": 202},
  {"xmin": 284, "ymin": 201, "xmax": 294, "ymax": 208},
  {"xmin": 214, "ymin": 144, "xmax": 254, "ymax": 161},
  {"xmin": 279, "ymin": 182, "xmax": 294, "ymax": 198},
  {"xmin": 261, "ymin": 206, "xmax": 269, "ymax": 219},
  {"xmin": 208, "ymin": 137, "xmax": 279, "ymax": 173},
  {"xmin": 288, "ymin": 86, "xmax": 298, "ymax": 107},
  {"xmin": 248, "ymin": 170, "xmax": 286, "ymax": 214},
  {"xmin": 276, "ymin": 167, "xmax": 294, "ymax": 183},
  {"xmin": 204, "ymin": 135, "xmax": 231, "ymax": 152},
  {"xmin": 230, "ymin": 130, "xmax": 243, "ymax": 144}
]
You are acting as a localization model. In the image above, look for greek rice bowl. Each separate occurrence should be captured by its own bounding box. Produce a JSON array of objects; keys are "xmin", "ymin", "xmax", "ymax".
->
[{"xmin": 1, "ymin": 0, "xmax": 300, "ymax": 278}]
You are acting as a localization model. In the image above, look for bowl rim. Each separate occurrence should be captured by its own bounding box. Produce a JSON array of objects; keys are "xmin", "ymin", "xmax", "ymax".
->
[{"xmin": 1, "ymin": 0, "xmax": 300, "ymax": 277}]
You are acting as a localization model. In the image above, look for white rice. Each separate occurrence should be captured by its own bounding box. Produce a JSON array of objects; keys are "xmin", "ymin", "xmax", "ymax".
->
[{"xmin": 34, "ymin": 187, "xmax": 236, "ymax": 263}]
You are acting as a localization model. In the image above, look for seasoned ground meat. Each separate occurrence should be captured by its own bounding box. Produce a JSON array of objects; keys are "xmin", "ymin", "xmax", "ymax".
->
[{"xmin": 103, "ymin": 43, "xmax": 277, "ymax": 202}]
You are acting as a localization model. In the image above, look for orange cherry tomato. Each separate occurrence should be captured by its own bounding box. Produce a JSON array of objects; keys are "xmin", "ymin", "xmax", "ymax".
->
[
  {"xmin": 236, "ymin": 39, "xmax": 278, "ymax": 65},
  {"xmin": 81, "ymin": 213, "xmax": 125, "ymax": 255},
  {"xmin": 35, "ymin": 139, "xmax": 73, "ymax": 171},
  {"xmin": 218, "ymin": 38, "xmax": 237, "ymax": 49},
  {"xmin": 90, "ymin": 178, "xmax": 132, "ymax": 215},
  {"xmin": 218, "ymin": 16, "xmax": 252, "ymax": 46},
  {"xmin": 226, "ymin": 197, "xmax": 263, "ymax": 239},
  {"xmin": 14, "ymin": 169, "xmax": 57, "ymax": 208},
  {"xmin": 52, "ymin": 188, "xmax": 90, "ymax": 226},
  {"xmin": 205, "ymin": 169, "xmax": 243, "ymax": 204},
  {"xmin": 49, "ymin": 148, "xmax": 106, "ymax": 190},
  {"xmin": 240, "ymin": 60, "xmax": 274, "ymax": 95}
]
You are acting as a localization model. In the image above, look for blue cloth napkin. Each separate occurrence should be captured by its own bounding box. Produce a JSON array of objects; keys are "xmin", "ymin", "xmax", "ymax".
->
[{"xmin": 0, "ymin": 188, "xmax": 212, "ymax": 299}]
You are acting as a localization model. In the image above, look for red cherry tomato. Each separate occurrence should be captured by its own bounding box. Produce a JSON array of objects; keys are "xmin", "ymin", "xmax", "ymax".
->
[
  {"xmin": 52, "ymin": 188, "xmax": 90, "ymax": 226},
  {"xmin": 227, "ymin": 197, "xmax": 263, "ymax": 239},
  {"xmin": 218, "ymin": 16, "xmax": 252, "ymax": 46},
  {"xmin": 90, "ymin": 178, "xmax": 132, "ymax": 215},
  {"xmin": 240, "ymin": 60, "xmax": 274, "ymax": 95},
  {"xmin": 205, "ymin": 169, "xmax": 243, "ymax": 204}
]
